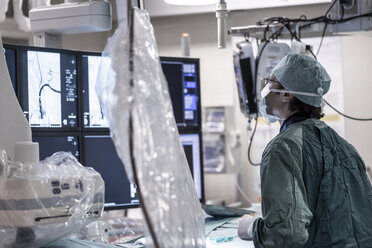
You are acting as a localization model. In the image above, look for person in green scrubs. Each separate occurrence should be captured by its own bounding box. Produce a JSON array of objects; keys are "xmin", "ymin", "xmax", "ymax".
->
[{"xmin": 238, "ymin": 53, "xmax": 372, "ymax": 247}]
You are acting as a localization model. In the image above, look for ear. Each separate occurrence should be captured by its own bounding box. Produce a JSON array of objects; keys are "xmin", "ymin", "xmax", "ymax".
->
[{"xmin": 281, "ymin": 92, "xmax": 294, "ymax": 103}]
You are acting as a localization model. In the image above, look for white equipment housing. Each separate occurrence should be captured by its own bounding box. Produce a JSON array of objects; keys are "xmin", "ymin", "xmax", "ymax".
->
[
  {"xmin": 29, "ymin": 1, "xmax": 112, "ymax": 35},
  {"xmin": 0, "ymin": 165, "xmax": 104, "ymax": 227},
  {"xmin": 330, "ymin": 0, "xmax": 372, "ymax": 33}
]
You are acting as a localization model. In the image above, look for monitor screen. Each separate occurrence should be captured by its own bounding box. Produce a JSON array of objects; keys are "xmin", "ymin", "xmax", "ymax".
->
[
  {"xmin": 83, "ymin": 134, "xmax": 139, "ymax": 209},
  {"xmin": 160, "ymin": 57, "xmax": 200, "ymax": 129},
  {"xmin": 179, "ymin": 133, "xmax": 204, "ymax": 201},
  {"xmin": 21, "ymin": 49, "xmax": 78, "ymax": 128},
  {"xmin": 3, "ymin": 47, "xmax": 17, "ymax": 94},
  {"xmin": 82, "ymin": 54, "xmax": 109, "ymax": 129},
  {"xmin": 32, "ymin": 134, "xmax": 80, "ymax": 161}
]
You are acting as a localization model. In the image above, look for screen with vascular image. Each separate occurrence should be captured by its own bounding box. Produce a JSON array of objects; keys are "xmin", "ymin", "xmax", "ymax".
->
[
  {"xmin": 21, "ymin": 50, "xmax": 78, "ymax": 128},
  {"xmin": 82, "ymin": 54, "xmax": 109, "ymax": 128}
]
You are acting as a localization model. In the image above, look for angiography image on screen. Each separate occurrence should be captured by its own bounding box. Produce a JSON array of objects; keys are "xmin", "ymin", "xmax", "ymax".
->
[
  {"xmin": 82, "ymin": 55, "xmax": 108, "ymax": 128},
  {"xmin": 27, "ymin": 51, "xmax": 62, "ymax": 127}
]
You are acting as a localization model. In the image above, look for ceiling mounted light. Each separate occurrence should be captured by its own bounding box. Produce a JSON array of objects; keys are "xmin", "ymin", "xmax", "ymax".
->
[{"xmin": 164, "ymin": 0, "xmax": 216, "ymax": 6}]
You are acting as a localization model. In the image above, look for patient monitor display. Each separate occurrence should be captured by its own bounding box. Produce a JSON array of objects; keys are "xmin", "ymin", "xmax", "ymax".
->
[
  {"xmin": 21, "ymin": 49, "xmax": 78, "ymax": 128},
  {"xmin": 161, "ymin": 57, "xmax": 200, "ymax": 129},
  {"xmin": 83, "ymin": 135, "xmax": 139, "ymax": 209},
  {"xmin": 180, "ymin": 133, "xmax": 204, "ymax": 201},
  {"xmin": 82, "ymin": 54, "xmax": 108, "ymax": 128}
]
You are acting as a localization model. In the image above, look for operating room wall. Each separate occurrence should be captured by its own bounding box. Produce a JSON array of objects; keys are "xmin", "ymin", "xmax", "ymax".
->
[
  {"xmin": 341, "ymin": 35, "xmax": 372, "ymax": 180},
  {"xmin": 151, "ymin": 3, "xmax": 332, "ymax": 206}
]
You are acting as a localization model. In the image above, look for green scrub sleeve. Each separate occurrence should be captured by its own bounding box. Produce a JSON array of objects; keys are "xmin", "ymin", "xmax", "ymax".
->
[{"xmin": 252, "ymin": 138, "xmax": 313, "ymax": 248}]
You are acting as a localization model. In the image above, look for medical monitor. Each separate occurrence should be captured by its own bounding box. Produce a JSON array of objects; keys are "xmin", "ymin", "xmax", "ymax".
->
[
  {"xmin": 233, "ymin": 42, "xmax": 257, "ymax": 116},
  {"xmin": 83, "ymin": 134, "xmax": 139, "ymax": 210},
  {"xmin": 81, "ymin": 53, "xmax": 109, "ymax": 129},
  {"xmin": 3, "ymin": 46, "xmax": 17, "ymax": 94},
  {"xmin": 32, "ymin": 133, "xmax": 81, "ymax": 161},
  {"xmin": 160, "ymin": 57, "xmax": 201, "ymax": 130},
  {"xmin": 179, "ymin": 132, "xmax": 204, "ymax": 201},
  {"xmin": 20, "ymin": 47, "xmax": 79, "ymax": 129}
]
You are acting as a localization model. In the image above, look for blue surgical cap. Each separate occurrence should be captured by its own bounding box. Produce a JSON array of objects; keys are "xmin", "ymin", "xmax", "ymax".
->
[{"xmin": 272, "ymin": 53, "xmax": 331, "ymax": 107}]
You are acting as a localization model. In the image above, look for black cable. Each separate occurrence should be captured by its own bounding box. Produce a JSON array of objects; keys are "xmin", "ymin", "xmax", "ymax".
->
[
  {"xmin": 246, "ymin": 28, "xmax": 284, "ymax": 167},
  {"xmin": 308, "ymin": 49, "xmax": 317, "ymax": 60},
  {"xmin": 127, "ymin": 3, "xmax": 160, "ymax": 248},
  {"xmin": 247, "ymin": 117, "xmax": 260, "ymax": 166},
  {"xmin": 341, "ymin": 5, "xmax": 345, "ymax": 20},
  {"xmin": 324, "ymin": 99, "xmax": 372, "ymax": 121},
  {"xmin": 325, "ymin": 0, "xmax": 338, "ymax": 16}
]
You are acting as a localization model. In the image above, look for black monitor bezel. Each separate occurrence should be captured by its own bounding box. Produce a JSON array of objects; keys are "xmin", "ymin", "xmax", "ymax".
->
[
  {"xmin": 32, "ymin": 131, "xmax": 83, "ymax": 163},
  {"xmin": 178, "ymin": 130, "xmax": 205, "ymax": 203},
  {"xmin": 160, "ymin": 56, "xmax": 202, "ymax": 132},
  {"xmin": 81, "ymin": 131, "xmax": 140, "ymax": 210},
  {"xmin": 18, "ymin": 45, "xmax": 81, "ymax": 132}
]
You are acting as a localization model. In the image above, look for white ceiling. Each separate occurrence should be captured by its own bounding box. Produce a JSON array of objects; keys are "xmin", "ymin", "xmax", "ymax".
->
[{"xmin": 144, "ymin": 0, "xmax": 331, "ymax": 17}]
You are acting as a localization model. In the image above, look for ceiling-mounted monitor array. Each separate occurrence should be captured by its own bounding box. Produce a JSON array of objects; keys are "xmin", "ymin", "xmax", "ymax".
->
[{"xmin": 3, "ymin": 44, "xmax": 204, "ymax": 209}]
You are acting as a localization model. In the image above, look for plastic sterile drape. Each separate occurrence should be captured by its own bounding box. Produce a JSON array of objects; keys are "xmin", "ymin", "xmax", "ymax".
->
[
  {"xmin": 95, "ymin": 7, "xmax": 205, "ymax": 248},
  {"xmin": 0, "ymin": 151, "xmax": 105, "ymax": 248}
]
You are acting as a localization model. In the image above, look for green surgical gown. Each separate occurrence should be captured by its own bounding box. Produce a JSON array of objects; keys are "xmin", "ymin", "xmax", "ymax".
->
[{"xmin": 252, "ymin": 118, "xmax": 372, "ymax": 248}]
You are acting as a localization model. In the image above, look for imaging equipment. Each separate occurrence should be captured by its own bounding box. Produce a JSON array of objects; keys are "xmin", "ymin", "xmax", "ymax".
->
[
  {"xmin": 2, "ymin": 43, "xmax": 205, "ymax": 207},
  {"xmin": 160, "ymin": 57, "xmax": 201, "ymax": 130},
  {"xmin": 0, "ymin": 40, "xmax": 104, "ymax": 246},
  {"xmin": 20, "ymin": 47, "xmax": 78, "ymax": 129},
  {"xmin": 81, "ymin": 53, "xmax": 109, "ymax": 129},
  {"xmin": 32, "ymin": 133, "xmax": 81, "ymax": 161}
]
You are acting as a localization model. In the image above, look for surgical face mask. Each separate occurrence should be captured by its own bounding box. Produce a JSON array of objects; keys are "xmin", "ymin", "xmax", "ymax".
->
[{"xmin": 259, "ymin": 84, "xmax": 280, "ymax": 123}]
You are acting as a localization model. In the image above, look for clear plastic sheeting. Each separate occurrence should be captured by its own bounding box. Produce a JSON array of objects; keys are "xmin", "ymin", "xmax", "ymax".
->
[
  {"xmin": 0, "ymin": 0, "xmax": 9, "ymax": 22},
  {"xmin": 0, "ymin": 151, "xmax": 105, "ymax": 248},
  {"xmin": 96, "ymin": 7, "xmax": 205, "ymax": 248}
]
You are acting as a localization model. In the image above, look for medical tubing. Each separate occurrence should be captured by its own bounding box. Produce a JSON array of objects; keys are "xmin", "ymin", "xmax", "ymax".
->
[
  {"xmin": 127, "ymin": 3, "xmax": 160, "ymax": 248},
  {"xmin": 324, "ymin": 99, "xmax": 372, "ymax": 121},
  {"xmin": 247, "ymin": 117, "xmax": 261, "ymax": 166},
  {"xmin": 249, "ymin": 29, "xmax": 284, "ymax": 167}
]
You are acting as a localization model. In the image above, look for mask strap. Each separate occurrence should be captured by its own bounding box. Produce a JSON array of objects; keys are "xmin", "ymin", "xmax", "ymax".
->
[{"xmin": 270, "ymin": 88, "xmax": 320, "ymax": 97}]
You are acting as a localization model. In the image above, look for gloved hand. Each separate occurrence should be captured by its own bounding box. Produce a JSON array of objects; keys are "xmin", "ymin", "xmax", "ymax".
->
[{"xmin": 238, "ymin": 214, "xmax": 257, "ymax": 240}]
